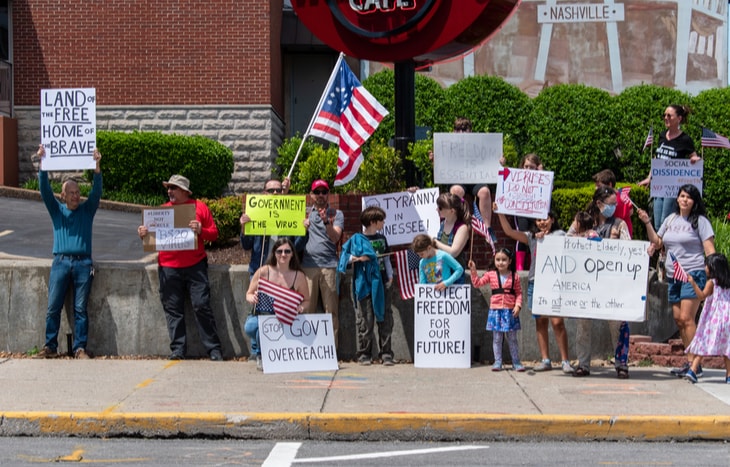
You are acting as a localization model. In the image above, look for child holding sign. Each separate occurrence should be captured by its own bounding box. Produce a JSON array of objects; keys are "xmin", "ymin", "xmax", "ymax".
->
[
  {"xmin": 468, "ymin": 248, "xmax": 523, "ymax": 371},
  {"xmin": 412, "ymin": 234, "xmax": 464, "ymax": 292}
]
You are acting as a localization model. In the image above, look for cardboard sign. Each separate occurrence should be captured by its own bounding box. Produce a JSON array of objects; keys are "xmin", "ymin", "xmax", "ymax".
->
[
  {"xmin": 243, "ymin": 195, "xmax": 307, "ymax": 236},
  {"xmin": 40, "ymin": 88, "xmax": 97, "ymax": 171},
  {"xmin": 650, "ymin": 159, "xmax": 703, "ymax": 198},
  {"xmin": 142, "ymin": 204, "xmax": 196, "ymax": 252},
  {"xmin": 494, "ymin": 167, "xmax": 554, "ymax": 219},
  {"xmin": 433, "ymin": 133, "xmax": 503, "ymax": 184},
  {"xmin": 532, "ymin": 236, "xmax": 650, "ymax": 322},
  {"xmin": 361, "ymin": 188, "xmax": 440, "ymax": 246},
  {"xmin": 413, "ymin": 284, "xmax": 471, "ymax": 368},
  {"xmin": 259, "ymin": 314, "xmax": 338, "ymax": 374}
]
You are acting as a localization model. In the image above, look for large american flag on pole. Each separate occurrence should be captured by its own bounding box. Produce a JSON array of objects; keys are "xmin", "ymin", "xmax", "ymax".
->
[
  {"xmin": 257, "ymin": 278, "xmax": 303, "ymax": 326},
  {"xmin": 394, "ymin": 249, "xmax": 421, "ymax": 300},
  {"xmin": 701, "ymin": 127, "xmax": 730, "ymax": 149},
  {"xmin": 310, "ymin": 55, "xmax": 389, "ymax": 186}
]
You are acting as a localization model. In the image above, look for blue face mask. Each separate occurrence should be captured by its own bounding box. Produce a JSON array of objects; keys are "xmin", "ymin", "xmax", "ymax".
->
[{"xmin": 601, "ymin": 204, "xmax": 617, "ymax": 218}]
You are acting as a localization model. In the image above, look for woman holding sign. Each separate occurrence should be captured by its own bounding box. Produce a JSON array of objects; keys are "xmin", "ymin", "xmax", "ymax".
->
[
  {"xmin": 433, "ymin": 193, "xmax": 471, "ymax": 284},
  {"xmin": 245, "ymin": 238, "xmax": 311, "ymax": 371},
  {"xmin": 570, "ymin": 187, "xmax": 632, "ymax": 378},
  {"xmin": 496, "ymin": 208, "xmax": 572, "ymax": 373},
  {"xmin": 638, "ymin": 184, "xmax": 715, "ymax": 378}
]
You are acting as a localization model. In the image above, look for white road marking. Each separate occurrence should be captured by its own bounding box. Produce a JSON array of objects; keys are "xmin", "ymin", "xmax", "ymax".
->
[
  {"xmin": 293, "ymin": 445, "xmax": 489, "ymax": 463},
  {"xmin": 0, "ymin": 230, "xmax": 12, "ymax": 238},
  {"xmin": 262, "ymin": 442, "xmax": 302, "ymax": 467}
]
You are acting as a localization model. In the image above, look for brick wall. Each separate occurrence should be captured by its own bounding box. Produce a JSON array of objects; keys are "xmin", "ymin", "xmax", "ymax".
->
[{"xmin": 13, "ymin": 1, "xmax": 283, "ymax": 113}]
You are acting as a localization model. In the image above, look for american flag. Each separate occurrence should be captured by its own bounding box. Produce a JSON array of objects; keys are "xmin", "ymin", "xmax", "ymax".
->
[
  {"xmin": 618, "ymin": 186, "xmax": 631, "ymax": 205},
  {"xmin": 394, "ymin": 249, "xmax": 421, "ymax": 300},
  {"xmin": 257, "ymin": 278, "xmax": 303, "ymax": 326},
  {"xmin": 310, "ymin": 55, "xmax": 389, "ymax": 186},
  {"xmin": 701, "ymin": 127, "xmax": 730, "ymax": 149},
  {"xmin": 669, "ymin": 252, "xmax": 689, "ymax": 282},
  {"xmin": 471, "ymin": 201, "xmax": 495, "ymax": 254},
  {"xmin": 642, "ymin": 126, "xmax": 653, "ymax": 151}
]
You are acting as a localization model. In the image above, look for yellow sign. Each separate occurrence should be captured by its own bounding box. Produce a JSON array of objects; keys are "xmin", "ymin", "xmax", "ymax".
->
[{"xmin": 243, "ymin": 195, "xmax": 307, "ymax": 236}]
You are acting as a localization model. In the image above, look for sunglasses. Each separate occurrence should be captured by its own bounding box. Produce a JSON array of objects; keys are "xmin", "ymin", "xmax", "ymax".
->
[
  {"xmin": 663, "ymin": 113, "xmax": 675, "ymax": 118},
  {"xmin": 313, "ymin": 190, "xmax": 329, "ymax": 195},
  {"xmin": 275, "ymin": 249, "xmax": 293, "ymax": 255},
  {"xmin": 265, "ymin": 188, "xmax": 283, "ymax": 194}
]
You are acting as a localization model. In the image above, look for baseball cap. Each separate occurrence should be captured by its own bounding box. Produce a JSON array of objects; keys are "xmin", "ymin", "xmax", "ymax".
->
[{"xmin": 311, "ymin": 179, "xmax": 330, "ymax": 191}]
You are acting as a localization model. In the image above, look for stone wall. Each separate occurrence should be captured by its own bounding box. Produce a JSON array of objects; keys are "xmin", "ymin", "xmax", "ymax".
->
[{"xmin": 15, "ymin": 105, "xmax": 284, "ymax": 195}]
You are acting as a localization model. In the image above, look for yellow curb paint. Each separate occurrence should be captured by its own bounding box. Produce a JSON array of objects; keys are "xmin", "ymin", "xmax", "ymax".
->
[{"xmin": 57, "ymin": 448, "xmax": 84, "ymax": 462}]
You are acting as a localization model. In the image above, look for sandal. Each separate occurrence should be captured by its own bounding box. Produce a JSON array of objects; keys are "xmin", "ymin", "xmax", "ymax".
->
[
  {"xmin": 616, "ymin": 367, "xmax": 630, "ymax": 379},
  {"xmin": 572, "ymin": 367, "xmax": 590, "ymax": 377}
]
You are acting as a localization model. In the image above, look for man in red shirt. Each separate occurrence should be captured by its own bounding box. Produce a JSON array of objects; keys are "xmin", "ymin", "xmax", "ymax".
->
[{"xmin": 138, "ymin": 175, "xmax": 223, "ymax": 361}]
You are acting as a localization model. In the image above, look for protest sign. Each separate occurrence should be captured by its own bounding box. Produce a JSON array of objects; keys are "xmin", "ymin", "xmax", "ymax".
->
[
  {"xmin": 413, "ymin": 284, "xmax": 471, "ymax": 368},
  {"xmin": 650, "ymin": 159, "xmax": 703, "ymax": 198},
  {"xmin": 40, "ymin": 88, "xmax": 97, "ymax": 171},
  {"xmin": 433, "ymin": 133, "xmax": 503, "ymax": 184},
  {"xmin": 243, "ymin": 195, "xmax": 307, "ymax": 236},
  {"xmin": 494, "ymin": 167, "xmax": 554, "ymax": 219},
  {"xmin": 361, "ymin": 188, "xmax": 440, "ymax": 246},
  {"xmin": 142, "ymin": 204, "xmax": 196, "ymax": 252},
  {"xmin": 532, "ymin": 236, "xmax": 650, "ymax": 322},
  {"xmin": 259, "ymin": 314, "xmax": 338, "ymax": 374}
]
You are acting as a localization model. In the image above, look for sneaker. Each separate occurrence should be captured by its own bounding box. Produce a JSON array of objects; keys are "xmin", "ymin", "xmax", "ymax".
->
[
  {"xmin": 684, "ymin": 369, "xmax": 698, "ymax": 384},
  {"xmin": 358, "ymin": 355, "xmax": 372, "ymax": 366},
  {"xmin": 169, "ymin": 352, "xmax": 184, "ymax": 361},
  {"xmin": 74, "ymin": 348, "xmax": 90, "ymax": 359},
  {"xmin": 696, "ymin": 365, "xmax": 703, "ymax": 378},
  {"xmin": 209, "ymin": 349, "xmax": 223, "ymax": 361},
  {"xmin": 255, "ymin": 355, "xmax": 263, "ymax": 371},
  {"xmin": 726, "ymin": 376, "xmax": 730, "ymax": 384},
  {"xmin": 533, "ymin": 359, "xmax": 552, "ymax": 372},
  {"xmin": 492, "ymin": 361, "xmax": 503, "ymax": 372},
  {"xmin": 382, "ymin": 355, "xmax": 395, "ymax": 366},
  {"xmin": 670, "ymin": 362, "xmax": 690, "ymax": 377},
  {"xmin": 561, "ymin": 360, "xmax": 574, "ymax": 373},
  {"xmin": 33, "ymin": 346, "xmax": 59, "ymax": 359},
  {"xmin": 513, "ymin": 363, "xmax": 526, "ymax": 372}
]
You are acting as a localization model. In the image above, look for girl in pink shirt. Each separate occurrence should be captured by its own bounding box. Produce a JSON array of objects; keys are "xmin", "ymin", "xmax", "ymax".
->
[{"xmin": 468, "ymin": 248, "xmax": 523, "ymax": 372}]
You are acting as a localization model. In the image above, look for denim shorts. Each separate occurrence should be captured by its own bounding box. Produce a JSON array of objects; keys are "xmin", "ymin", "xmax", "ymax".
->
[
  {"xmin": 527, "ymin": 281, "xmax": 541, "ymax": 319},
  {"xmin": 667, "ymin": 270, "xmax": 707, "ymax": 304}
]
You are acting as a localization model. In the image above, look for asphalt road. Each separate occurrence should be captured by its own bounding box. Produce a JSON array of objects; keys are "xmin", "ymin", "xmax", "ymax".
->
[{"xmin": 1, "ymin": 196, "xmax": 153, "ymax": 262}]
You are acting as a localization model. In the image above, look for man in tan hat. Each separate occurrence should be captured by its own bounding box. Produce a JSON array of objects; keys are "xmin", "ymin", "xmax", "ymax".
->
[
  {"xmin": 137, "ymin": 174, "xmax": 223, "ymax": 361},
  {"xmin": 295, "ymin": 179, "xmax": 344, "ymax": 347}
]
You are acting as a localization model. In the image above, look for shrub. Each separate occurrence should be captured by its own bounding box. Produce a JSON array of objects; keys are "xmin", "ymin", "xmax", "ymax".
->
[
  {"xmin": 95, "ymin": 131, "xmax": 233, "ymax": 199},
  {"xmin": 202, "ymin": 196, "xmax": 243, "ymax": 247},
  {"xmin": 526, "ymin": 84, "xmax": 617, "ymax": 182},
  {"xmin": 352, "ymin": 139, "xmax": 405, "ymax": 194}
]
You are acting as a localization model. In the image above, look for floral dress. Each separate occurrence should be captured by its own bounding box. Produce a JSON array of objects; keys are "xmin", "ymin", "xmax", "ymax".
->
[{"xmin": 686, "ymin": 280, "xmax": 730, "ymax": 358}]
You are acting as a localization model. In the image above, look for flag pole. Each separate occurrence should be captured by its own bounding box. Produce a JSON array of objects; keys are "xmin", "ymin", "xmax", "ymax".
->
[{"xmin": 286, "ymin": 53, "xmax": 346, "ymax": 180}]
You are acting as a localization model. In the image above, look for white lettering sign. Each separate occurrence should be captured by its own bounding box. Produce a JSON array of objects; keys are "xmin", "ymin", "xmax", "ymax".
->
[
  {"xmin": 361, "ymin": 188, "xmax": 440, "ymax": 246},
  {"xmin": 650, "ymin": 159, "xmax": 703, "ymax": 198},
  {"xmin": 40, "ymin": 88, "xmax": 97, "ymax": 171},
  {"xmin": 537, "ymin": 3, "xmax": 624, "ymax": 23},
  {"xmin": 259, "ymin": 314, "xmax": 338, "ymax": 374},
  {"xmin": 143, "ymin": 208, "xmax": 175, "ymax": 232},
  {"xmin": 433, "ymin": 133, "xmax": 503, "ymax": 184},
  {"xmin": 413, "ymin": 284, "xmax": 471, "ymax": 368},
  {"xmin": 495, "ymin": 167, "xmax": 554, "ymax": 219},
  {"xmin": 533, "ymin": 236, "xmax": 649, "ymax": 322}
]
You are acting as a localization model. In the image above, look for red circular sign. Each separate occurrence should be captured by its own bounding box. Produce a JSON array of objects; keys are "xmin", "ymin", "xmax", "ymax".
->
[{"xmin": 292, "ymin": 0, "xmax": 521, "ymax": 65}]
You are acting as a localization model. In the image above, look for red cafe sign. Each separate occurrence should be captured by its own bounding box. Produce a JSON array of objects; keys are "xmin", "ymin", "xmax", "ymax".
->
[{"xmin": 292, "ymin": 0, "xmax": 521, "ymax": 65}]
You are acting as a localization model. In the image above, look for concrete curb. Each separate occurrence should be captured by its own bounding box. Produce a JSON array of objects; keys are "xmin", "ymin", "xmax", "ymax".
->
[{"xmin": 2, "ymin": 412, "xmax": 729, "ymax": 441}]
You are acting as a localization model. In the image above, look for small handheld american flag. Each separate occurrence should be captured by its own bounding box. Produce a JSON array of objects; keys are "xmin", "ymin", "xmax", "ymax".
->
[
  {"xmin": 394, "ymin": 249, "xmax": 421, "ymax": 300},
  {"xmin": 257, "ymin": 278, "xmax": 304, "ymax": 326},
  {"xmin": 669, "ymin": 252, "xmax": 689, "ymax": 282}
]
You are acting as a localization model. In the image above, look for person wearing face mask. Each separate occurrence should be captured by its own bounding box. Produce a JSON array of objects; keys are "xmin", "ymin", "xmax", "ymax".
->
[{"xmin": 569, "ymin": 186, "xmax": 631, "ymax": 378}]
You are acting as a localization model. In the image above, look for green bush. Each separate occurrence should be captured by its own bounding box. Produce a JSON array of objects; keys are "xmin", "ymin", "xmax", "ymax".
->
[
  {"xmin": 96, "ymin": 131, "xmax": 234, "ymax": 199},
  {"xmin": 352, "ymin": 139, "xmax": 405, "ymax": 194},
  {"xmin": 526, "ymin": 84, "xmax": 617, "ymax": 181},
  {"xmin": 202, "ymin": 196, "xmax": 243, "ymax": 247},
  {"xmin": 711, "ymin": 217, "xmax": 730, "ymax": 257},
  {"xmin": 444, "ymin": 75, "xmax": 533, "ymax": 154},
  {"xmin": 286, "ymin": 143, "xmax": 340, "ymax": 194}
]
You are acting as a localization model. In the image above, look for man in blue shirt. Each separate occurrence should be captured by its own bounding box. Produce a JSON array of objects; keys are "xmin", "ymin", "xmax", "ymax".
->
[{"xmin": 34, "ymin": 145, "xmax": 102, "ymax": 359}]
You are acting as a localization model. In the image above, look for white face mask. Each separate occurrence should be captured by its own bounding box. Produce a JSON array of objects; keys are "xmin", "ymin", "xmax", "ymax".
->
[{"xmin": 601, "ymin": 203, "xmax": 616, "ymax": 218}]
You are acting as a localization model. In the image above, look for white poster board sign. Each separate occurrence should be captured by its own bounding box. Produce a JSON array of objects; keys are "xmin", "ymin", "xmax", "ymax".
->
[
  {"xmin": 433, "ymin": 133, "xmax": 503, "ymax": 184},
  {"xmin": 414, "ymin": 284, "xmax": 471, "ymax": 368},
  {"xmin": 361, "ymin": 188, "xmax": 440, "ymax": 246},
  {"xmin": 650, "ymin": 159, "xmax": 703, "ymax": 198},
  {"xmin": 532, "ymin": 236, "xmax": 650, "ymax": 322},
  {"xmin": 259, "ymin": 314, "xmax": 338, "ymax": 374},
  {"xmin": 494, "ymin": 167, "xmax": 554, "ymax": 219},
  {"xmin": 142, "ymin": 205, "xmax": 196, "ymax": 252},
  {"xmin": 40, "ymin": 88, "xmax": 97, "ymax": 171}
]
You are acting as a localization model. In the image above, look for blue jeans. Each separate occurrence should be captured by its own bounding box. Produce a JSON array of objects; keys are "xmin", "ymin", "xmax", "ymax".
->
[
  {"xmin": 653, "ymin": 197, "xmax": 677, "ymax": 231},
  {"xmin": 45, "ymin": 255, "xmax": 94, "ymax": 352},
  {"xmin": 244, "ymin": 312, "xmax": 272, "ymax": 357}
]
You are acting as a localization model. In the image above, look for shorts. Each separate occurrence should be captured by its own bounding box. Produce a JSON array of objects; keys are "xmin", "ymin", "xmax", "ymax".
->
[
  {"xmin": 667, "ymin": 270, "xmax": 707, "ymax": 304},
  {"xmin": 527, "ymin": 281, "xmax": 541, "ymax": 319}
]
